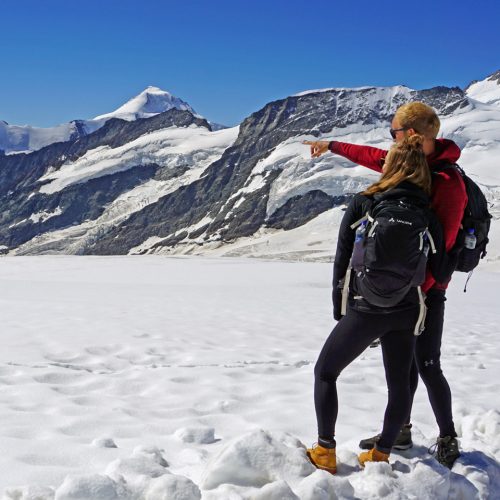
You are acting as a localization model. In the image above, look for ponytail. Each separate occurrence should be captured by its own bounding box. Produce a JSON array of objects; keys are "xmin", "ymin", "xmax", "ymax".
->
[{"xmin": 363, "ymin": 134, "xmax": 431, "ymax": 196}]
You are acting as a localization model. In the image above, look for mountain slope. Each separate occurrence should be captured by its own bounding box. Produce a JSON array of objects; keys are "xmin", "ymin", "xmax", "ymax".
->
[
  {"xmin": 466, "ymin": 69, "xmax": 500, "ymax": 106},
  {"xmin": 81, "ymin": 84, "xmax": 472, "ymax": 255},
  {"xmin": 1, "ymin": 72, "xmax": 499, "ymax": 259},
  {"xmin": 0, "ymin": 109, "xmax": 230, "ymax": 252}
]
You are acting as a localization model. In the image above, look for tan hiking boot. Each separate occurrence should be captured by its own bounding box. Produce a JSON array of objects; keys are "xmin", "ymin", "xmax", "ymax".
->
[
  {"xmin": 358, "ymin": 447, "xmax": 390, "ymax": 466},
  {"xmin": 306, "ymin": 444, "xmax": 337, "ymax": 474}
]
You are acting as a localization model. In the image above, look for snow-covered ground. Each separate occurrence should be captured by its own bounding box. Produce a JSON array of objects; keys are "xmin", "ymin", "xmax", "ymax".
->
[{"xmin": 0, "ymin": 256, "xmax": 498, "ymax": 499}]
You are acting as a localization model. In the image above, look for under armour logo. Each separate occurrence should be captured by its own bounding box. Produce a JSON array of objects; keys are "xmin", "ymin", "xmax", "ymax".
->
[{"xmin": 424, "ymin": 360, "xmax": 434, "ymax": 367}]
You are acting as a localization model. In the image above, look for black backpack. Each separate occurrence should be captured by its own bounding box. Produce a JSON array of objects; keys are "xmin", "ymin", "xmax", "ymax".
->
[
  {"xmin": 436, "ymin": 165, "xmax": 492, "ymax": 273},
  {"xmin": 349, "ymin": 196, "xmax": 434, "ymax": 308}
]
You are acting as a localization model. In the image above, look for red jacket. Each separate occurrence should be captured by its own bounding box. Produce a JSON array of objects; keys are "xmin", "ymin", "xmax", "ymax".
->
[{"xmin": 328, "ymin": 139, "xmax": 468, "ymax": 291}]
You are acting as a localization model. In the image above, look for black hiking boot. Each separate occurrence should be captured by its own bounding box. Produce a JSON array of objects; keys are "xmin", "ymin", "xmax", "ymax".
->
[
  {"xmin": 429, "ymin": 436, "xmax": 460, "ymax": 469},
  {"xmin": 359, "ymin": 424, "xmax": 413, "ymax": 450}
]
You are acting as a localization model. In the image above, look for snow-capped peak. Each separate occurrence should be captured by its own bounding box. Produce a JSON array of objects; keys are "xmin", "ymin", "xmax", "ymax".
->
[
  {"xmin": 0, "ymin": 86, "xmax": 201, "ymax": 155},
  {"xmin": 93, "ymin": 86, "xmax": 197, "ymax": 121},
  {"xmin": 465, "ymin": 70, "xmax": 500, "ymax": 107}
]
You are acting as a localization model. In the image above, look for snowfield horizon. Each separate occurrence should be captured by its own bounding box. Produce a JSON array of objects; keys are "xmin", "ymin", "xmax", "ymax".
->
[{"xmin": 0, "ymin": 255, "xmax": 498, "ymax": 499}]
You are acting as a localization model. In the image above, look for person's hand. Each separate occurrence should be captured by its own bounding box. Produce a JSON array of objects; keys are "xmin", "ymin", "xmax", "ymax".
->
[
  {"xmin": 303, "ymin": 140, "xmax": 330, "ymax": 158},
  {"xmin": 447, "ymin": 228, "xmax": 466, "ymax": 273},
  {"xmin": 452, "ymin": 229, "xmax": 466, "ymax": 253},
  {"xmin": 332, "ymin": 287, "xmax": 343, "ymax": 321}
]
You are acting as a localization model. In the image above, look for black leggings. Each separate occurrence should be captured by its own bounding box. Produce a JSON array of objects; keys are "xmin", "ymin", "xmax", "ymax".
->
[
  {"xmin": 314, "ymin": 307, "xmax": 418, "ymax": 452},
  {"xmin": 407, "ymin": 289, "xmax": 456, "ymax": 437}
]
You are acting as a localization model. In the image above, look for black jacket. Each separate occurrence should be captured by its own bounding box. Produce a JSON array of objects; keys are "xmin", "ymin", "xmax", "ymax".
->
[{"xmin": 332, "ymin": 181, "xmax": 459, "ymax": 319}]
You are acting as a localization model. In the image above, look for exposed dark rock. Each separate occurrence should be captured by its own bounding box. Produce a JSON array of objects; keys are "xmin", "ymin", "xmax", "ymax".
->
[
  {"xmin": 266, "ymin": 190, "xmax": 351, "ymax": 230},
  {"xmin": 0, "ymin": 164, "xmax": 157, "ymax": 248},
  {"xmin": 486, "ymin": 69, "xmax": 500, "ymax": 84},
  {"xmin": 154, "ymin": 164, "xmax": 190, "ymax": 181},
  {"xmin": 188, "ymin": 224, "xmax": 210, "ymax": 240}
]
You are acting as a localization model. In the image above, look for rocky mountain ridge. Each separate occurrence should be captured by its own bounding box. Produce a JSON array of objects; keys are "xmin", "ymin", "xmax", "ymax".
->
[{"xmin": 1, "ymin": 71, "xmax": 499, "ymax": 259}]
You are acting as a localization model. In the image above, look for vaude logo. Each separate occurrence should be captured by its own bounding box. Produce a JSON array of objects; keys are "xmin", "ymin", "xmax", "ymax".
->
[{"xmin": 388, "ymin": 217, "xmax": 412, "ymax": 226}]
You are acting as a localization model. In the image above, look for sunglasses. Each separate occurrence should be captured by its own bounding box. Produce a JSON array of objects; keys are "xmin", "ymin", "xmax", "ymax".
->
[{"xmin": 390, "ymin": 127, "xmax": 408, "ymax": 139}]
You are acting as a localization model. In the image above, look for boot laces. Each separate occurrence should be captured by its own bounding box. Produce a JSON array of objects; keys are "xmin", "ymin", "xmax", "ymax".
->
[
  {"xmin": 428, "ymin": 440, "xmax": 439, "ymax": 455},
  {"xmin": 428, "ymin": 436, "xmax": 456, "ymax": 460}
]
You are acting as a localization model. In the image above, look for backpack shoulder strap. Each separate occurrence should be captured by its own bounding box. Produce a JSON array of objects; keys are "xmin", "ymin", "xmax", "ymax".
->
[
  {"xmin": 350, "ymin": 213, "xmax": 370, "ymax": 230},
  {"xmin": 340, "ymin": 268, "xmax": 351, "ymax": 316},
  {"xmin": 432, "ymin": 162, "xmax": 464, "ymax": 177},
  {"xmin": 424, "ymin": 228, "xmax": 437, "ymax": 254},
  {"xmin": 350, "ymin": 197, "xmax": 374, "ymax": 229}
]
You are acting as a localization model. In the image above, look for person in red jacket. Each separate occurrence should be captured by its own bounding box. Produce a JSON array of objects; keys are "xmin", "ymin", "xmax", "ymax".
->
[{"xmin": 304, "ymin": 101, "xmax": 467, "ymax": 468}]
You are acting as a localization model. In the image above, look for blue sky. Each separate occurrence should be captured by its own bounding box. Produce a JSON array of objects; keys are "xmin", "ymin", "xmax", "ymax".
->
[{"xmin": 1, "ymin": 0, "xmax": 499, "ymax": 127}]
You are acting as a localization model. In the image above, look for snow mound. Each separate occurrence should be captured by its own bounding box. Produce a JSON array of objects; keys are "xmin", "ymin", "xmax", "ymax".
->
[
  {"xmin": 143, "ymin": 474, "xmax": 201, "ymax": 500},
  {"xmin": 349, "ymin": 461, "xmax": 399, "ymax": 498},
  {"xmin": 452, "ymin": 409, "xmax": 500, "ymax": 497},
  {"xmin": 452, "ymin": 451, "xmax": 500, "ymax": 499},
  {"xmin": 174, "ymin": 426, "xmax": 216, "ymax": 444},
  {"xmin": 200, "ymin": 429, "xmax": 315, "ymax": 490},
  {"xmin": 251, "ymin": 479, "xmax": 299, "ymax": 499},
  {"xmin": 398, "ymin": 461, "xmax": 451, "ymax": 498},
  {"xmin": 132, "ymin": 445, "xmax": 169, "ymax": 467},
  {"xmin": 105, "ymin": 445, "xmax": 168, "ymax": 481},
  {"xmin": 458, "ymin": 409, "xmax": 500, "ymax": 451},
  {"xmin": 16, "ymin": 445, "xmax": 199, "ymax": 500},
  {"xmin": 295, "ymin": 469, "xmax": 355, "ymax": 500},
  {"xmin": 201, "ymin": 480, "xmax": 299, "ymax": 500},
  {"xmin": 3, "ymin": 485, "xmax": 55, "ymax": 500},
  {"xmin": 91, "ymin": 437, "xmax": 117, "ymax": 448},
  {"xmin": 54, "ymin": 474, "xmax": 129, "ymax": 500}
]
